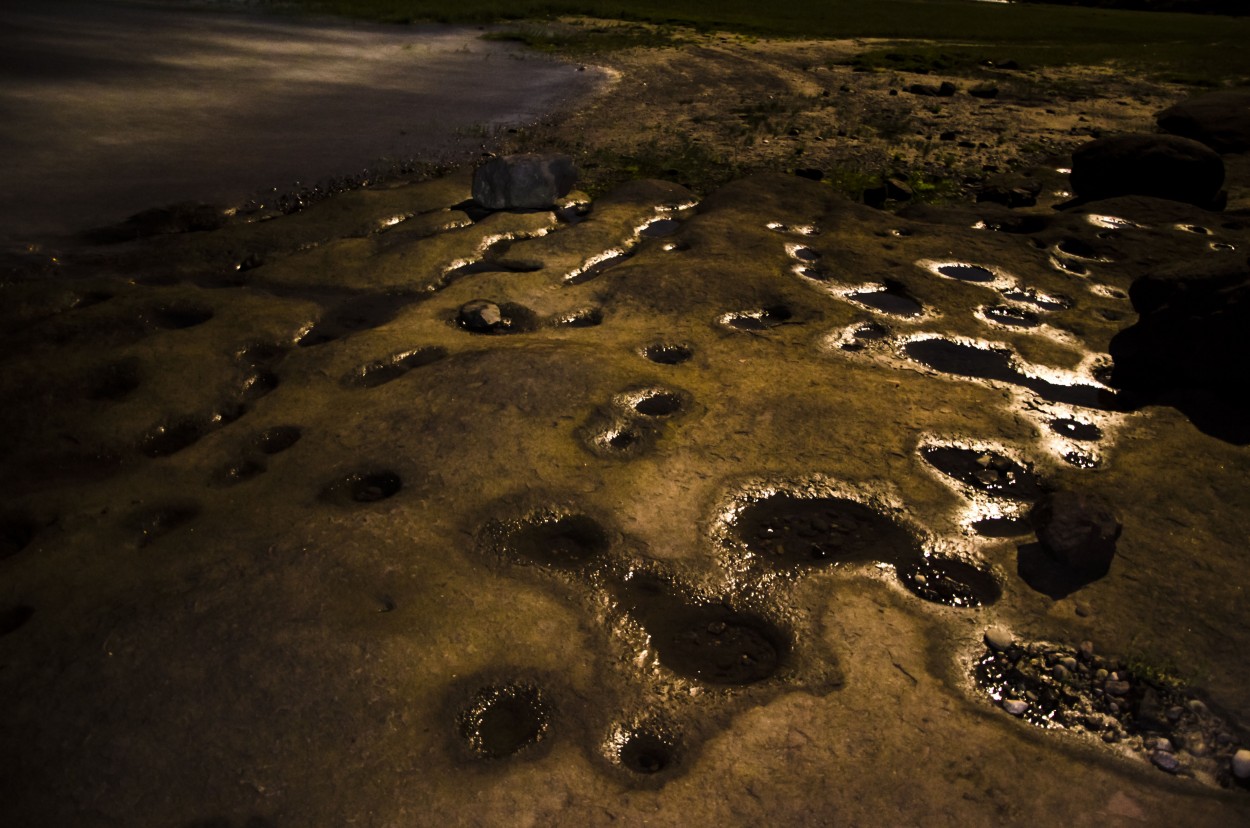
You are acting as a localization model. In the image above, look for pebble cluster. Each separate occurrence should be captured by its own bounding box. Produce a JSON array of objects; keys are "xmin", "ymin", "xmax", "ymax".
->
[{"xmin": 977, "ymin": 627, "xmax": 1250, "ymax": 788}]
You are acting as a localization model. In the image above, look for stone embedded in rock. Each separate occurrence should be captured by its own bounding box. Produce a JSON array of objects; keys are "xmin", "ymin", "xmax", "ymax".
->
[
  {"xmin": 1029, "ymin": 490, "xmax": 1121, "ymax": 577},
  {"xmin": 458, "ymin": 299, "xmax": 503, "ymax": 332},
  {"xmin": 1069, "ymin": 134, "xmax": 1224, "ymax": 207},
  {"xmin": 984, "ymin": 626, "xmax": 1014, "ymax": 652},
  {"xmin": 472, "ymin": 154, "xmax": 578, "ymax": 210},
  {"xmin": 1156, "ymin": 90, "xmax": 1250, "ymax": 154}
]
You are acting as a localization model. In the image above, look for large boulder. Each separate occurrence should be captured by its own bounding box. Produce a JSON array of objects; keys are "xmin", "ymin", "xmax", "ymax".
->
[
  {"xmin": 1109, "ymin": 254, "xmax": 1250, "ymax": 444},
  {"xmin": 1029, "ymin": 490, "xmax": 1121, "ymax": 577},
  {"xmin": 472, "ymin": 154, "xmax": 577, "ymax": 210},
  {"xmin": 1069, "ymin": 134, "xmax": 1224, "ymax": 207},
  {"xmin": 1156, "ymin": 90, "xmax": 1250, "ymax": 155}
]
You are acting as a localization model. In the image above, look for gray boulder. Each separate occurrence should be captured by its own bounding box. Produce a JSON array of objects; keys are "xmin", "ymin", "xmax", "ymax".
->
[
  {"xmin": 1156, "ymin": 90, "xmax": 1250, "ymax": 154},
  {"xmin": 1070, "ymin": 134, "xmax": 1224, "ymax": 207},
  {"xmin": 472, "ymin": 154, "xmax": 578, "ymax": 210}
]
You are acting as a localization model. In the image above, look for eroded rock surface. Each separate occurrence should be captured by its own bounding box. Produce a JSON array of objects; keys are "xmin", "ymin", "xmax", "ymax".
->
[{"xmin": 2, "ymin": 160, "xmax": 1250, "ymax": 828}]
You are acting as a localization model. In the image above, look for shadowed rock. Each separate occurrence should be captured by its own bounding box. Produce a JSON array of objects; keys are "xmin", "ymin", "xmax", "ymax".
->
[
  {"xmin": 1070, "ymin": 134, "xmax": 1224, "ymax": 208},
  {"xmin": 472, "ymin": 154, "xmax": 577, "ymax": 210},
  {"xmin": 1109, "ymin": 255, "xmax": 1250, "ymax": 443},
  {"xmin": 1030, "ymin": 490, "xmax": 1120, "ymax": 577},
  {"xmin": 1156, "ymin": 90, "xmax": 1250, "ymax": 154}
]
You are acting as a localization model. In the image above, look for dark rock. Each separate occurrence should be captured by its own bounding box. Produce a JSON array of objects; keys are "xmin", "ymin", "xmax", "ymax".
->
[
  {"xmin": 885, "ymin": 177, "xmax": 913, "ymax": 201},
  {"xmin": 940, "ymin": 131, "xmax": 957, "ymax": 142},
  {"xmin": 969, "ymin": 82, "xmax": 1000, "ymax": 99},
  {"xmin": 86, "ymin": 201, "xmax": 227, "ymax": 243},
  {"xmin": 1109, "ymin": 254, "xmax": 1250, "ymax": 443},
  {"xmin": 1070, "ymin": 134, "xmax": 1224, "ymax": 208},
  {"xmin": 795, "ymin": 167, "xmax": 824, "ymax": 182},
  {"xmin": 1029, "ymin": 490, "xmax": 1121, "ymax": 577},
  {"xmin": 457, "ymin": 299, "xmax": 503, "ymax": 332},
  {"xmin": 905, "ymin": 81, "xmax": 957, "ymax": 97},
  {"xmin": 977, "ymin": 180, "xmax": 1041, "ymax": 208},
  {"xmin": 472, "ymin": 154, "xmax": 577, "ymax": 210},
  {"xmin": 1156, "ymin": 90, "xmax": 1250, "ymax": 154}
]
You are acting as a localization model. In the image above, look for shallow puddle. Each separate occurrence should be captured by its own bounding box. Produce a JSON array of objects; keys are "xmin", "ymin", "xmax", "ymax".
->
[
  {"xmin": 903, "ymin": 337, "xmax": 1114, "ymax": 409},
  {"xmin": 734, "ymin": 493, "xmax": 920, "ymax": 567}
]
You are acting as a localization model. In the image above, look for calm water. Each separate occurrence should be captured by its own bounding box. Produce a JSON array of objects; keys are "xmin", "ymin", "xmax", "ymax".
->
[{"xmin": 0, "ymin": 0, "xmax": 607, "ymax": 241}]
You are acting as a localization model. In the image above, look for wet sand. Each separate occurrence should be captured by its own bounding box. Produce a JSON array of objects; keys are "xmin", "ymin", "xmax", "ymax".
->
[{"xmin": 0, "ymin": 0, "xmax": 607, "ymax": 241}]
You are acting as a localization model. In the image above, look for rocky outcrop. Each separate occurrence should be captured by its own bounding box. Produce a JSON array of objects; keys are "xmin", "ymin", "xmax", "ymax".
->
[
  {"xmin": 472, "ymin": 154, "xmax": 578, "ymax": 210},
  {"xmin": 1070, "ymin": 134, "xmax": 1224, "ymax": 207},
  {"xmin": 1156, "ymin": 90, "xmax": 1250, "ymax": 154}
]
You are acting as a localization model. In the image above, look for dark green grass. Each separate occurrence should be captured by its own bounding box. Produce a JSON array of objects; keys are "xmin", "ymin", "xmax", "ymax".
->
[{"xmin": 280, "ymin": 0, "xmax": 1250, "ymax": 81}]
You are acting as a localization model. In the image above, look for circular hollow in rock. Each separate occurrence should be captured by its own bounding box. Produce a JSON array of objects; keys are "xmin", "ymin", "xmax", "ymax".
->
[
  {"xmin": 556, "ymin": 307, "xmax": 604, "ymax": 328},
  {"xmin": 647, "ymin": 603, "xmax": 786, "ymax": 685},
  {"xmin": 617, "ymin": 726, "xmax": 678, "ymax": 775},
  {"xmin": 0, "ymin": 605, "xmax": 35, "ymax": 637},
  {"xmin": 634, "ymin": 392, "xmax": 682, "ymax": 417},
  {"xmin": 725, "ymin": 305, "xmax": 792, "ymax": 331},
  {"xmin": 643, "ymin": 343, "xmax": 692, "ymax": 365},
  {"xmin": 240, "ymin": 369, "xmax": 279, "ymax": 401},
  {"xmin": 347, "ymin": 472, "xmax": 401, "ymax": 503},
  {"xmin": 984, "ymin": 305, "xmax": 1040, "ymax": 328},
  {"xmin": 142, "ymin": 303, "xmax": 214, "ymax": 330},
  {"xmin": 507, "ymin": 514, "xmax": 609, "ymax": 568},
  {"xmin": 1049, "ymin": 418, "xmax": 1101, "ymax": 441},
  {"xmin": 323, "ymin": 471, "xmax": 403, "ymax": 504},
  {"xmin": 86, "ymin": 358, "xmax": 142, "ymax": 400},
  {"xmin": 937, "ymin": 263, "xmax": 995, "ymax": 283},
  {"xmin": 735, "ymin": 494, "xmax": 920, "ymax": 566},
  {"xmin": 921, "ymin": 446, "xmax": 1042, "ymax": 501},
  {"xmin": 851, "ymin": 285, "xmax": 924, "ymax": 317},
  {"xmin": 898, "ymin": 555, "xmax": 1001, "ymax": 608},
  {"xmin": 459, "ymin": 684, "xmax": 550, "ymax": 759},
  {"xmin": 608, "ymin": 427, "xmax": 642, "ymax": 450},
  {"xmin": 1, "ymin": 516, "xmax": 39, "ymax": 560},
  {"xmin": 254, "ymin": 425, "xmax": 302, "ymax": 454},
  {"xmin": 140, "ymin": 418, "xmax": 205, "ymax": 458}
]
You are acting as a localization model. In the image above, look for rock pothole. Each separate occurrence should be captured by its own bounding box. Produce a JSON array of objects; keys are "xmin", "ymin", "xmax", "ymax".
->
[
  {"xmin": 734, "ymin": 493, "xmax": 920, "ymax": 567},
  {"xmin": 458, "ymin": 682, "xmax": 551, "ymax": 760}
]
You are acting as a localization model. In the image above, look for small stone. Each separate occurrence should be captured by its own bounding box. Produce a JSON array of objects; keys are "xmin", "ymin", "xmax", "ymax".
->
[
  {"xmin": 984, "ymin": 626, "xmax": 1014, "ymax": 652},
  {"xmin": 1079, "ymin": 640, "xmax": 1095, "ymax": 659},
  {"xmin": 458, "ymin": 299, "xmax": 503, "ymax": 332},
  {"xmin": 1233, "ymin": 749, "xmax": 1250, "ymax": 779},
  {"xmin": 1003, "ymin": 699, "xmax": 1028, "ymax": 716},
  {"xmin": 1152, "ymin": 751, "xmax": 1181, "ymax": 773},
  {"xmin": 1188, "ymin": 699, "xmax": 1209, "ymax": 716},
  {"xmin": 1061, "ymin": 657, "xmax": 1078, "ymax": 672},
  {"xmin": 1154, "ymin": 738, "xmax": 1174, "ymax": 753},
  {"xmin": 1105, "ymin": 679, "xmax": 1131, "ymax": 696}
]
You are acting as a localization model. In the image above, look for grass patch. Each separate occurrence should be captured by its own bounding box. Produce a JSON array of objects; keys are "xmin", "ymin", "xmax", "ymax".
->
[
  {"xmin": 481, "ymin": 21, "xmax": 679, "ymax": 54},
  {"xmin": 272, "ymin": 0, "xmax": 1250, "ymax": 83}
]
